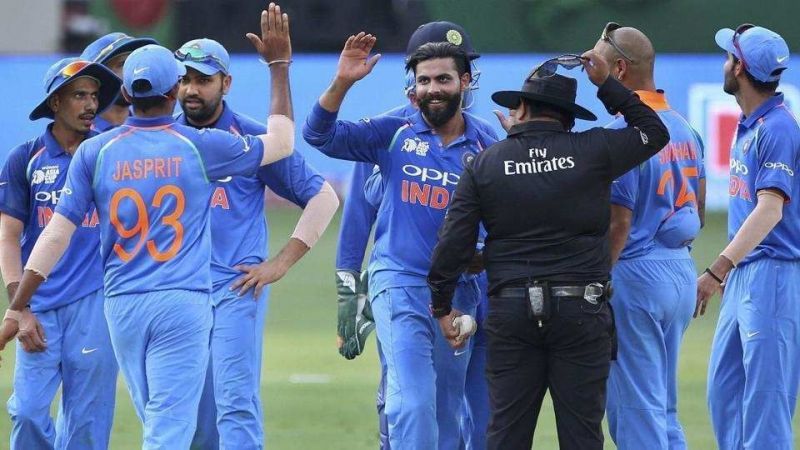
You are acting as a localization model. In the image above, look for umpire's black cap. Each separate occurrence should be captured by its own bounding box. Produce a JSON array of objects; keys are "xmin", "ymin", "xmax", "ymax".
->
[{"xmin": 405, "ymin": 21, "xmax": 480, "ymax": 62}]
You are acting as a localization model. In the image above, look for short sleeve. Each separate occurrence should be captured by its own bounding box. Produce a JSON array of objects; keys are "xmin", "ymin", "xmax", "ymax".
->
[
  {"xmin": 0, "ymin": 145, "xmax": 32, "ymax": 222},
  {"xmin": 257, "ymin": 151, "xmax": 324, "ymax": 208},
  {"xmin": 194, "ymin": 129, "xmax": 265, "ymax": 181},
  {"xmin": 610, "ymin": 166, "xmax": 639, "ymax": 210},
  {"xmin": 755, "ymin": 124, "xmax": 798, "ymax": 201},
  {"xmin": 55, "ymin": 144, "xmax": 96, "ymax": 226}
]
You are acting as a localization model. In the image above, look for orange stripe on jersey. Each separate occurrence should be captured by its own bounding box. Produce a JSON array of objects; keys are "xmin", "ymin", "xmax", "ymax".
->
[{"xmin": 634, "ymin": 90, "xmax": 671, "ymax": 111}]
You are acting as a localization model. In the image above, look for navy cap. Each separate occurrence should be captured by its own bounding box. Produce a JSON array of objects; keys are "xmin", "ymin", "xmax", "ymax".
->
[
  {"xmin": 715, "ymin": 25, "xmax": 790, "ymax": 82},
  {"xmin": 30, "ymin": 58, "xmax": 122, "ymax": 121},
  {"xmin": 81, "ymin": 32, "xmax": 158, "ymax": 65},
  {"xmin": 175, "ymin": 38, "xmax": 230, "ymax": 76},
  {"xmin": 405, "ymin": 21, "xmax": 480, "ymax": 61},
  {"xmin": 123, "ymin": 45, "xmax": 186, "ymax": 98}
]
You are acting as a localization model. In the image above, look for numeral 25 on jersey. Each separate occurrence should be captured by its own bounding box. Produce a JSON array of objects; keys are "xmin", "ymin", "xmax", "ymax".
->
[{"xmin": 110, "ymin": 185, "xmax": 185, "ymax": 262}]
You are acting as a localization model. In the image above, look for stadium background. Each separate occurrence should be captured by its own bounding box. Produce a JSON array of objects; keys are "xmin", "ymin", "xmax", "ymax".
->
[{"xmin": 0, "ymin": 0, "xmax": 799, "ymax": 448}]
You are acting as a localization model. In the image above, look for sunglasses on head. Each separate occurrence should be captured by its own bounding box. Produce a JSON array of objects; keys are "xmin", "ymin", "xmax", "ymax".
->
[
  {"xmin": 94, "ymin": 35, "xmax": 131, "ymax": 62},
  {"xmin": 732, "ymin": 23, "xmax": 755, "ymax": 70},
  {"xmin": 601, "ymin": 22, "xmax": 635, "ymax": 63},
  {"xmin": 175, "ymin": 47, "xmax": 226, "ymax": 71},
  {"xmin": 530, "ymin": 54, "xmax": 587, "ymax": 79},
  {"xmin": 47, "ymin": 60, "xmax": 91, "ymax": 92}
]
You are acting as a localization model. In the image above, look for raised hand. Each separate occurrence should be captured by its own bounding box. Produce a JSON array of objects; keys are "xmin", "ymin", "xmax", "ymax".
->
[
  {"xmin": 246, "ymin": 2, "xmax": 292, "ymax": 65},
  {"xmin": 580, "ymin": 50, "xmax": 611, "ymax": 87},
  {"xmin": 335, "ymin": 32, "xmax": 381, "ymax": 84}
]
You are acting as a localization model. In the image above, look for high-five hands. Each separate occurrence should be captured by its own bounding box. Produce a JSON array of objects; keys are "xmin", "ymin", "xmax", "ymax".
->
[
  {"xmin": 335, "ymin": 32, "xmax": 381, "ymax": 84},
  {"xmin": 246, "ymin": 2, "xmax": 292, "ymax": 65}
]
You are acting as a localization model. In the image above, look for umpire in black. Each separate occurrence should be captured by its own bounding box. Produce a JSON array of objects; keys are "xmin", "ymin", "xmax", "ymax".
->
[{"xmin": 427, "ymin": 50, "xmax": 669, "ymax": 450}]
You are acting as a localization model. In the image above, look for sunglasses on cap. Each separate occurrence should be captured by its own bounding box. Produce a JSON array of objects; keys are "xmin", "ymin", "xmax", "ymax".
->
[
  {"xmin": 530, "ymin": 54, "xmax": 587, "ymax": 79},
  {"xmin": 175, "ymin": 47, "xmax": 227, "ymax": 71},
  {"xmin": 601, "ymin": 22, "xmax": 635, "ymax": 63},
  {"xmin": 732, "ymin": 23, "xmax": 755, "ymax": 71},
  {"xmin": 47, "ymin": 60, "xmax": 91, "ymax": 92}
]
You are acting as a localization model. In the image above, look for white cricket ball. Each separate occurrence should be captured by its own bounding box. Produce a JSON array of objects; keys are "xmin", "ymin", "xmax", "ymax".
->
[{"xmin": 453, "ymin": 314, "xmax": 477, "ymax": 338}]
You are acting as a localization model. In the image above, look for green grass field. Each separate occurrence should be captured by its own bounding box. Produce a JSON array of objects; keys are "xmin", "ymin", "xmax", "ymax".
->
[{"xmin": 0, "ymin": 209, "xmax": 797, "ymax": 449}]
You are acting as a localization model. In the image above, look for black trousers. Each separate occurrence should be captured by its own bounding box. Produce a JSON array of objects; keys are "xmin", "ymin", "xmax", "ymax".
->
[{"xmin": 484, "ymin": 293, "xmax": 615, "ymax": 450}]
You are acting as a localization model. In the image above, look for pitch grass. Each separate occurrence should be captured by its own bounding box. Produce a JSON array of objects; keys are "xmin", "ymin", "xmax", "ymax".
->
[{"xmin": 0, "ymin": 210, "xmax": 797, "ymax": 449}]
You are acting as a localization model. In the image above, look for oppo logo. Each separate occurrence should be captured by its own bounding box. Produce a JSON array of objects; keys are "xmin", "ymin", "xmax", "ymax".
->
[
  {"xmin": 730, "ymin": 158, "xmax": 749, "ymax": 175},
  {"xmin": 764, "ymin": 161, "xmax": 795, "ymax": 176},
  {"xmin": 34, "ymin": 187, "xmax": 72, "ymax": 204},
  {"xmin": 402, "ymin": 165, "xmax": 460, "ymax": 187}
]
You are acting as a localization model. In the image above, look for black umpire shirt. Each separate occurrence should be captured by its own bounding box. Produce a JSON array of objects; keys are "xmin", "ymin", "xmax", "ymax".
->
[{"xmin": 428, "ymin": 77, "xmax": 669, "ymax": 314}]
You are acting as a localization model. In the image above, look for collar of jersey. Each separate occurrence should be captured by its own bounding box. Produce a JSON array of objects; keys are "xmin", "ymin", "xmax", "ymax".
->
[
  {"xmin": 634, "ymin": 90, "xmax": 670, "ymax": 112},
  {"xmin": 124, "ymin": 115, "xmax": 176, "ymax": 129},
  {"xmin": 508, "ymin": 120, "xmax": 564, "ymax": 136},
  {"xmin": 741, "ymin": 92, "xmax": 784, "ymax": 129},
  {"xmin": 42, "ymin": 123, "xmax": 97, "ymax": 157},
  {"xmin": 408, "ymin": 110, "xmax": 481, "ymax": 144}
]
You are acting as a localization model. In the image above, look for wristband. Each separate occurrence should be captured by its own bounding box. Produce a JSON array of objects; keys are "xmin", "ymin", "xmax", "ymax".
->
[
  {"xmin": 3, "ymin": 309, "xmax": 23, "ymax": 323},
  {"xmin": 431, "ymin": 304, "xmax": 452, "ymax": 319},
  {"xmin": 704, "ymin": 268, "xmax": 723, "ymax": 284},
  {"xmin": 267, "ymin": 59, "xmax": 292, "ymax": 67}
]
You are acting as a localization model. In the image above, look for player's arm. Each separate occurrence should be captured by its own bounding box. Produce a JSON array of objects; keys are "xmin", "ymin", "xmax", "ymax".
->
[
  {"xmin": 0, "ymin": 214, "xmax": 24, "ymax": 301},
  {"xmin": 302, "ymin": 34, "xmax": 389, "ymax": 164},
  {"xmin": 609, "ymin": 205, "xmax": 632, "ymax": 266},
  {"xmin": 246, "ymin": 2, "xmax": 294, "ymax": 165},
  {"xmin": 232, "ymin": 182, "xmax": 339, "ymax": 298}
]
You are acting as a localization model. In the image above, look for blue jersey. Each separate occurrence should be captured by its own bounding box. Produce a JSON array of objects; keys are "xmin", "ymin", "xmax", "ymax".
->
[
  {"xmin": 176, "ymin": 102, "xmax": 324, "ymax": 289},
  {"xmin": 610, "ymin": 91, "xmax": 706, "ymax": 259},
  {"xmin": 55, "ymin": 115, "xmax": 265, "ymax": 297},
  {"xmin": 335, "ymin": 104, "xmax": 415, "ymax": 272},
  {"xmin": 92, "ymin": 115, "xmax": 116, "ymax": 133},
  {"xmin": 0, "ymin": 126, "xmax": 103, "ymax": 312},
  {"xmin": 727, "ymin": 93, "xmax": 800, "ymax": 265},
  {"xmin": 304, "ymin": 103, "xmax": 498, "ymax": 294}
]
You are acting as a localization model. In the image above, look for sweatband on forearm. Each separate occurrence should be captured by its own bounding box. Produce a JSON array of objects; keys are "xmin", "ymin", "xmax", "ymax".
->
[
  {"xmin": 720, "ymin": 190, "xmax": 784, "ymax": 265},
  {"xmin": 0, "ymin": 214, "xmax": 23, "ymax": 286},
  {"xmin": 291, "ymin": 182, "xmax": 339, "ymax": 248},
  {"xmin": 260, "ymin": 114, "xmax": 295, "ymax": 165},
  {"xmin": 24, "ymin": 213, "xmax": 77, "ymax": 279}
]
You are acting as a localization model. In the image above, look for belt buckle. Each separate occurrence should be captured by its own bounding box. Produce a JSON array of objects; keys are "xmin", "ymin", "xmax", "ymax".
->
[{"xmin": 584, "ymin": 282, "xmax": 604, "ymax": 305}]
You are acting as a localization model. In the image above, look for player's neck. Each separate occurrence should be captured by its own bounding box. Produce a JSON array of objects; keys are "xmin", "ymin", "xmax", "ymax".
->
[
  {"xmin": 100, "ymin": 104, "xmax": 130, "ymax": 127},
  {"xmin": 50, "ymin": 121, "xmax": 86, "ymax": 155},
  {"xmin": 621, "ymin": 76, "xmax": 657, "ymax": 93},
  {"xmin": 430, "ymin": 111, "xmax": 465, "ymax": 147},
  {"xmin": 736, "ymin": 88, "xmax": 774, "ymax": 119}
]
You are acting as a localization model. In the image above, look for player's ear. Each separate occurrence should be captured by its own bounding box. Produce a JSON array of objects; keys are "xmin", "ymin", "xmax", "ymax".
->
[
  {"xmin": 222, "ymin": 74, "xmax": 232, "ymax": 95},
  {"xmin": 615, "ymin": 58, "xmax": 626, "ymax": 81},
  {"xmin": 164, "ymin": 85, "xmax": 179, "ymax": 101},
  {"xmin": 47, "ymin": 94, "xmax": 59, "ymax": 114},
  {"xmin": 120, "ymin": 87, "xmax": 132, "ymax": 104},
  {"xmin": 460, "ymin": 71, "xmax": 471, "ymax": 93}
]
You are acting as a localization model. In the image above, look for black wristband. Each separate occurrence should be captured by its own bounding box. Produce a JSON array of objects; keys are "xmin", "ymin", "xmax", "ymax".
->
[
  {"xmin": 704, "ymin": 268, "xmax": 723, "ymax": 284},
  {"xmin": 431, "ymin": 304, "xmax": 452, "ymax": 319}
]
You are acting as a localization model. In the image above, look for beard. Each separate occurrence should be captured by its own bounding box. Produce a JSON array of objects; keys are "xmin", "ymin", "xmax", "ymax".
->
[
  {"xmin": 723, "ymin": 70, "xmax": 739, "ymax": 95},
  {"xmin": 419, "ymin": 90, "xmax": 462, "ymax": 128},
  {"xmin": 180, "ymin": 92, "xmax": 222, "ymax": 124}
]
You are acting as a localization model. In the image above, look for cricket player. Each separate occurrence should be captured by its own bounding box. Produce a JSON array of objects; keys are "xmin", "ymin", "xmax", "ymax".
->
[
  {"xmin": 80, "ymin": 32, "xmax": 158, "ymax": 132},
  {"xmin": 173, "ymin": 37, "xmax": 339, "ymax": 449},
  {"xmin": 333, "ymin": 21, "xmax": 491, "ymax": 449},
  {"xmin": 304, "ymin": 34, "xmax": 497, "ymax": 449},
  {"xmin": 0, "ymin": 5, "xmax": 295, "ymax": 448},
  {"xmin": 0, "ymin": 58, "xmax": 120, "ymax": 450},
  {"xmin": 697, "ymin": 24, "xmax": 800, "ymax": 450},
  {"xmin": 594, "ymin": 24, "xmax": 706, "ymax": 450}
]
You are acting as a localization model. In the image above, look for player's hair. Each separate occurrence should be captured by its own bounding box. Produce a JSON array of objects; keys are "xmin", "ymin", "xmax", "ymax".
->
[
  {"xmin": 522, "ymin": 98, "xmax": 575, "ymax": 131},
  {"xmin": 130, "ymin": 95, "xmax": 169, "ymax": 113},
  {"xmin": 733, "ymin": 55, "xmax": 781, "ymax": 94},
  {"xmin": 405, "ymin": 42, "xmax": 470, "ymax": 77}
]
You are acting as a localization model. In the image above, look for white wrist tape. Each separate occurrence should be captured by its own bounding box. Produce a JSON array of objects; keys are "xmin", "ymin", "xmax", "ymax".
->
[
  {"xmin": 291, "ymin": 182, "xmax": 339, "ymax": 248},
  {"xmin": 260, "ymin": 115, "xmax": 295, "ymax": 165}
]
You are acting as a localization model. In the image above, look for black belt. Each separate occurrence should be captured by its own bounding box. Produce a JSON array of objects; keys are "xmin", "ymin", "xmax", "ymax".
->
[{"xmin": 496, "ymin": 283, "xmax": 607, "ymax": 303}]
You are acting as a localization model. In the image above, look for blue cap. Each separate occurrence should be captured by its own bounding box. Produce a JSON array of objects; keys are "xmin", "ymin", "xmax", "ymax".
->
[
  {"xmin": 175, "ymin": 38, "xmax": 230, "ymax": 75},
  {"xmin": 715, "ymin": 25, "xmax": 790, "ymax": 82},
  {"xmin": 655, "ymin": 207, "xmax": 701, "ymax": 249},
  {"xmin": 30, "ymin": 58, "xmax": 122, "ymax": 121},
  {"xmin": 81, "ymin": 32, "xmax": 158, "ymax": 65},
  {"xmin": 405, "ymin": 21, "xmax": 480, "ymax": 61},
  {"xmin": 123, "ymin": 45, "xmax": 186, "ymax": 98}
]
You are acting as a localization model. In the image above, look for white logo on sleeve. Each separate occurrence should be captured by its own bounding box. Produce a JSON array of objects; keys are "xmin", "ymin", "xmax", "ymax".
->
[
  {"xmin": 639, "ymin": 130, "xmax": 649, "ymax": 145},
  {"xmin": 81, "ymin": 347, "xmax": 98, "ymax": 355},
  {"xmin": 746, "ymin": 331, "xmax": 760, "ymax": 339},
  {"xmin": 0, "ymin": 181, "xmax": 7, "ymax": 187},
  {"xmin": 764, "ymin": 161, "xmax": 794, "ymax": 176}
]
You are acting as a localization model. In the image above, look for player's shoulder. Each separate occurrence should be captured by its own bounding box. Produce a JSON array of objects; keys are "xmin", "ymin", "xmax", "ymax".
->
[
  {"xmin": 463, "ymin": 111, "xmax": 500, "ymax": 144},
  {"xmin": 230, "ymin": 109, "xmax": 267, "ymax": 135},
  {"xmin": 761, "ymin": 103, "xmax": 800, "ymax": 136},
  {"xmin": 7, "ymin": 135, "xmax": 44, "ymax": 164},
  {"xmin": 375, "ymin": 103, "xmax": 415, "ymax": 119}
]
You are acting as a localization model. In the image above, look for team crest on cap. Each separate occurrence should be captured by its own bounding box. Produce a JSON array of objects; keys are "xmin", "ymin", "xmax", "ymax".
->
[{"xmin": 446, "ymin": 30, "xmax": 463, "ymax": 46}]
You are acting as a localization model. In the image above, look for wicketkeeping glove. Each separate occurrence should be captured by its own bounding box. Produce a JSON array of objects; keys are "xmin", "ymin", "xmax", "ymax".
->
[{"xmin": 336, "ymin": 270, "xmax": 375, "ymax": 360}]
